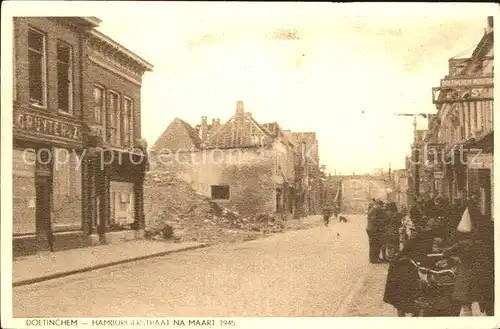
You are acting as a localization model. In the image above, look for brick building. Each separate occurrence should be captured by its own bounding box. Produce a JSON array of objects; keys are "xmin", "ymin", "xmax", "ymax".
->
[
  {"xmin": 150, "ymin": 101, "xmax": 298, "ymax": 218},
  {"xmin": 430, "ymin": 16, "xmax": 493, "ymax": 220},
  {"xmin": 292, "ymin": 132, "xmax": 321, "ymax": 216},
  {"xmin": 12, "ymin": 17, "xmax": 152, "ymax": 256}
]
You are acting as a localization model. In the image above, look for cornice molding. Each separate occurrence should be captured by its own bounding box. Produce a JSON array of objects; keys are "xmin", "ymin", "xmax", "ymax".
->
[
  {"xmin": 88, "ymin": 55, "xmax": 142, "ymax": 87},
  {"xmin": 89, "ymin": 29, "xmax": 153, "ymax": 72}
]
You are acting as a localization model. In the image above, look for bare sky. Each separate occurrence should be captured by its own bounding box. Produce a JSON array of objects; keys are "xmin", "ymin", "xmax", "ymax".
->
[{"xmin": 9, "ymin": 2, "xmax": 496, "ymax": 174}]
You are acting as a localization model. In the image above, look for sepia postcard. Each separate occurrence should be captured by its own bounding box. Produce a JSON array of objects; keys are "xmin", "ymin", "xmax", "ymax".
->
[{"xmin": 1, "ymin": 2, "xmax": 499, "ymax": 329}]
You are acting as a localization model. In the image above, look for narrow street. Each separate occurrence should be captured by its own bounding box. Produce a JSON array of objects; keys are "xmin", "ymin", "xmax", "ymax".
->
[{"xmin": 13, "ymin": 215, "xmax": 389, "ymax": 317}]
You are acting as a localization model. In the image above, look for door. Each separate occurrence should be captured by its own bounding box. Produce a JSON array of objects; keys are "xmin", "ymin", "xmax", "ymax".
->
[
  {"xmin": 479, "ymin": 169, "xmax": 492, "ymax": 220},
  {"xmin": 36, "ymin": 176, "xmax": 53, "ymax": 251}
]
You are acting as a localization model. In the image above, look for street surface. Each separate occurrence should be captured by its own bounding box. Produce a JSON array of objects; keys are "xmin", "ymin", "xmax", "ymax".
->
[{"xmin": 14, "ymin": 215, "xmax": 392, "ymax": 317}]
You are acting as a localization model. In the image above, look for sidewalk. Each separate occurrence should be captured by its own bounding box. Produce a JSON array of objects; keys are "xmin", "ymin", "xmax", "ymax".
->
[
  {"xmin": 13, "ymin": 240, "xmax": 207, "ymax": 287},
  {"xmin": 12, "ymin": 216, "xmax": 323, "ymax": 287},
  {"xmin": 340, "ymin": 262, "xmax": 484, "ymax": 317}
]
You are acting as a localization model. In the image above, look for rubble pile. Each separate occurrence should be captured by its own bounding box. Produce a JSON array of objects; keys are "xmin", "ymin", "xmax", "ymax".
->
[{"xmin": 143, "ymin": 171, "xmax": 286, "ymax": 244}]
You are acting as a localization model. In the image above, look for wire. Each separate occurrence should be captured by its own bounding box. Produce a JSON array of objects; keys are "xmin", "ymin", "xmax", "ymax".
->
[{"xmin": 450, "ymin": 42, "xmax": 480, "ymax": 59}]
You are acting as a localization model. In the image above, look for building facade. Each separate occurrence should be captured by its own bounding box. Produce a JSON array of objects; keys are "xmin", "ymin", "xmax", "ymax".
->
[
  {"xmin": 82, "ymin": 28, "xmax": 153, "ymax": 245},
  {"xmin": 12, "ymin": 17, "xmax": 153, "ymax": 257},
  {"xmin": 150, "ymin": 101, "xmax": 297, "ymax": 218},
  {"xmin": 292, "ymin": 132, "xmax": 321, "ymax": 216},
  {"xmin": 430, "ymin": 17, "xmax": 493, "ymax": 220}
]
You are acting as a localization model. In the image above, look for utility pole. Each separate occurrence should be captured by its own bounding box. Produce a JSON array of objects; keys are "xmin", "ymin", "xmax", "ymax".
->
[{"xmin": 394, "ymin": 112, "xmax": 431, "ymax": 199}]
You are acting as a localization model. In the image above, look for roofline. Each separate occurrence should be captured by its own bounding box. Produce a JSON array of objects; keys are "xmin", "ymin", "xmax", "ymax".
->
[
  {"xmin": 81, "ymin": 17, "xmax": 102, "ymax": 27},
  {"xmin": 90, "ymin": 29, "xmax": 154, "ymax": 71},
  {"xmin": 471, "ymin": 30, "xmax": 493, "ymax": 60}
]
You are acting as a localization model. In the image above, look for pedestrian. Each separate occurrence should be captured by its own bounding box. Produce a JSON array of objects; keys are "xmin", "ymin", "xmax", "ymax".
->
[
  {"xmin": 322, "ymin": 206, "xmax": 333, "ymax": 227},
  {"xmin": 384, "ymin": 215, "xmax": 459, "ymax": 316},
  {"xmin": 410, "ymin": 195, "xmax": 426, "ymax": 233},
  {"xmin": 381, "ymin": 202, "xmax": 401, "ymax": 262},
  {"xmin": 333, "ymin": 204, "xmax": 340, "ymax": 221},
  {"xmin": 368, "ymin": 198, "xmax": 376, "ymax": 212},
  {"xmin": 366, "ymin": 200, "xmax": 385, "ymax": 263},
  {"xmin": 433, "ymin": 195, "xmax": 451, "ymax": 243},
  {"xmin": 422, "ymin": 194, "xmax": 436, "ymax": 219},
  {"xmin": 443, "ymin": 194, "xmax": 495, "ymax": 316},
  {"xmin": 399, "ymin": 206, "xmax": 417, "ymax": 251}
]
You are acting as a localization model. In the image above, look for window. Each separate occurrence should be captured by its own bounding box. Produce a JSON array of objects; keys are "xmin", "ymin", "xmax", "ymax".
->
[
  {"xmin": 93, "ymin": 86, "xmax": 105, "ymax": 124},
  {"xmin": 28, "ymin": 28, "xmax": 46, "ymax": 107},
  {"xmin": 57, "ymin": 42, "xmax": 72, "ymax": 113},
  {"xmin": 52, "ymin": 149, "xmax": 82, "ymax": 231},
  {"xmin": 211, "ymin": 185, "xmax": 230, "ymax": 200},
  {"xmin": 13, "ymin": 149, "xmax": 36, "ymax": 235},
  {"xmin": 122, "ymin": 97, "xmax": 133, "ymax": 146},
  {"xmin": 107, "ymin": 91, "xmax": 120, "ymax": 145}
]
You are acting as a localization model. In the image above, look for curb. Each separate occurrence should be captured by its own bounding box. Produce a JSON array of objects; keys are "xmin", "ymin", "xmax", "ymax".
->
[
  {"xmin": 13, "ymin": 243, "xmax": 210, "ymax": 287},
  {"xmin": 333, "ymin": 265, "xmax": 371, "ymax": 316}
]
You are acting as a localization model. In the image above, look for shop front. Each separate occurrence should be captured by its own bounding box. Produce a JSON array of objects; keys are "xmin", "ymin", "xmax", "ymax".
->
[
  {"xmin": 13, "ymin": 107, "xmax": 88, "ymax": 257},
  {"xmin": 84, "ymin": 144, "xmax": 147, "ymax": 244},
  {"xmin": 466, "ymin": 150, "xmax": 493, "ymax": 221}
]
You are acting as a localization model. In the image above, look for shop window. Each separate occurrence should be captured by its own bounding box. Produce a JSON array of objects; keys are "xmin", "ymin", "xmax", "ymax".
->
[
  {"xmin": 93, "ymin": 85, "xmax": 105, "ymax": 124},
  {"xmin": 211, "ymin": 185, "xmax": 230, "ymax": 200},
  {"xmin": 122, "ymin": 97, "xmax": 133, "ymax": 146},
  {"xmin": 57, "ymin": 41, "xmax": 73, "ymax": 113},
  {"xmin": 28, "ymin": 27, "xmax": 47, "ymax": 107},
  {"xmin": 13, "ymin": 149, "xmax": 37, "ymax": 235},
  {"xmin": 52, "ymin": 149, "xmax": 82, "ymax": 231}
]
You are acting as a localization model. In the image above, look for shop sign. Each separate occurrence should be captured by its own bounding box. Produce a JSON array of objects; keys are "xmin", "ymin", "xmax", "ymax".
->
[
  {"xmin": 14, "ymin": 109, "xmax": 82, "ymax": 143},
  {"xmin": 468, "ymin": 153, "xmax": 493, "ymax": 169},
  {"xmin": 440, "ymin": 76, "xmax": 493, "ymax": 88},
  {"xmin": 432, "ymin": 86, "xmax": 494, "ymax": 104}
]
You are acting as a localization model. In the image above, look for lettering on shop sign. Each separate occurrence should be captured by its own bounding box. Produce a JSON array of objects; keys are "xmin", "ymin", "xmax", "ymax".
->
[
  {"xmin": 14, "ymin": 111, "xmax": 81, "ymax": 142},
  {"xmin": 432, "ymin": 86, "xmax": 494, "ymax": 104},
  {"xmin": 440, "ymin": 76, "xmax": 494, "ymax": 88}
]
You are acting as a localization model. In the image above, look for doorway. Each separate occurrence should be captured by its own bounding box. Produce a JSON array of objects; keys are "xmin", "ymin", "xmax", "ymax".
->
[{"xmin": 36, "ymin": 176, "xmax": 54, "ymax": 251}]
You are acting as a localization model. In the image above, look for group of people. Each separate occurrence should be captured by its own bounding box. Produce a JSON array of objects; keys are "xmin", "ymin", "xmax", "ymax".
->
[
  {"xmin": 366, "ymin": 199, "xmax": 405, "ymax": 263},
  {"xmin": 322, "ymin": 204, "xmax": 341, "ymax": 226},
  {"xmin": 366, "ymin": 194, "xmax": 494, "ymax": 316}
]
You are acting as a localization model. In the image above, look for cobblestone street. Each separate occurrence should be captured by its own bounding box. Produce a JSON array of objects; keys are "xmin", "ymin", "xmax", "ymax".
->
[{"xmin": 14, "ymin": 215, "xmax": 390, "ymax": 317}]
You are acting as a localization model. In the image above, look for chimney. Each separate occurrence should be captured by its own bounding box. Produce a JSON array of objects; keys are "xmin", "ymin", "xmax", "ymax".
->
[
  {"xmin": 488, "ymin": 16, "xmax": 494, "ymax": 30},
  {"xmin": 236, "ymin": 100, "xmax": 244, "ymax": 115},
  {"xmin": 200, "ymin": 116, "xmax": 208, "ymax": 141},
  {"xmin": 212, "ymin": 118, "xmax": 220, "ymax": 131}
]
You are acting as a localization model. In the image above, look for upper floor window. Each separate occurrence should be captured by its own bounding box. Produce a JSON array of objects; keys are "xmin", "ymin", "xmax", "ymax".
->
[
  {"xmin": 93, "ymin": 85, "xmax": 105, "ymax": 124},
  {"xmin": 57, "ymin": 42, "xmax": 73, "ymax": 113},
  {"xmin": 107, "ymin": 91, "xmax": 120, "ymax": 145},
  {"xmin": 28, "ymin": 27, "xmax": 47, "ymax": 107},
  {"xmin": 122, "ymin": 97, "xmax": 133, "ymax": 147}
]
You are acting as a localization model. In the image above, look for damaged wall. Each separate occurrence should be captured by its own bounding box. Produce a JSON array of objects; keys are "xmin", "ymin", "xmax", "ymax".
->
[{"xmin": 150, "ymin": 147, "xmax": 278, "ymax": 216}]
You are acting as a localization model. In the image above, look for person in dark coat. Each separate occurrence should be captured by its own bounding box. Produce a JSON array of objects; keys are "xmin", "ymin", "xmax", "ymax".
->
[
  {"xmin": 384, "ymin": 216, "xmax": 458, "ymax": 316},
  {"xmin": 422, "ymin": 194, "xmax": 436, "ymax": 218},
  {"xmin": 380, "ymin": 202, "xmax": 401, "ymax": 261},
  {"xmin": 322, "ymin": 206, "xmax": 333, "ymax": 227},
  {"xmin": 366, "ymin": 200, "xmax": 385, "ymax": 263},
  {"xmin": 433, "ymin": 196, "xmax": 452, "ymax": 245},
  {"xmin": 409, "ymin": 195, "xmax": 426, "ymax": 232}
]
